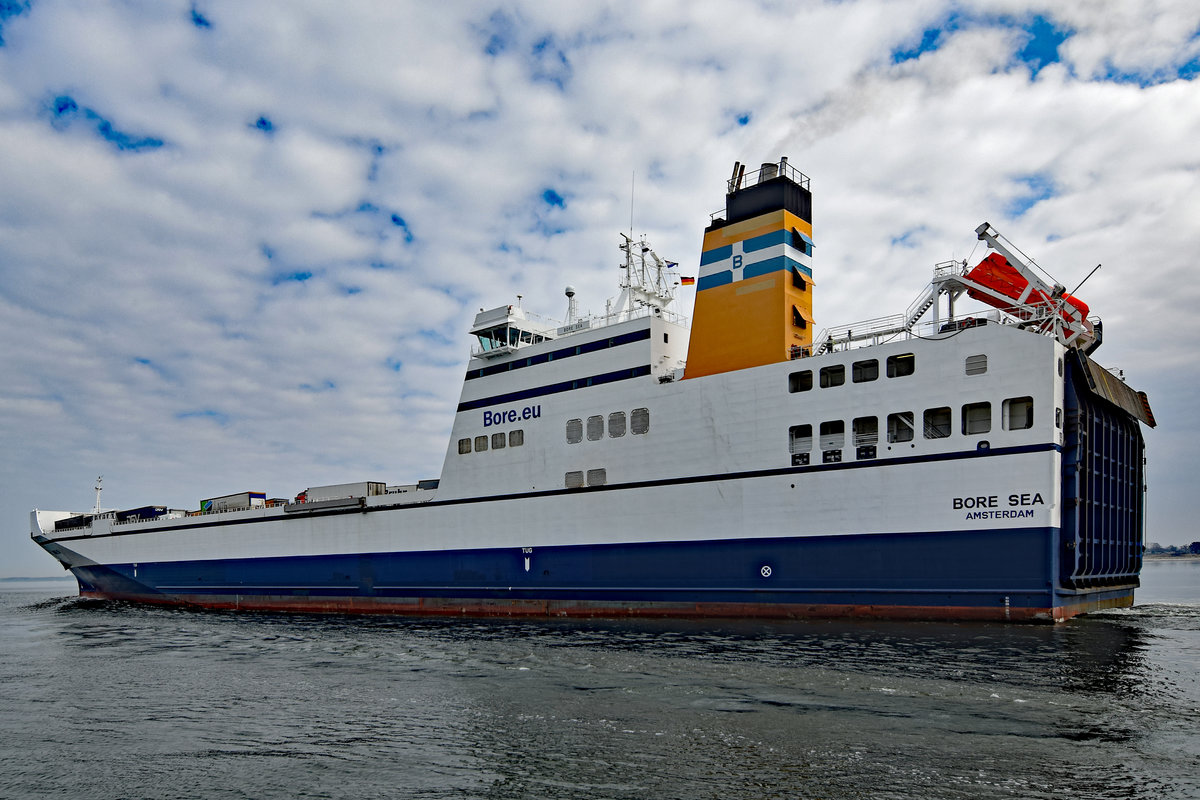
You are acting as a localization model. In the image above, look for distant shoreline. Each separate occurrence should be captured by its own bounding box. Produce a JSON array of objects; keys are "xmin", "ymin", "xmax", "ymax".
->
[
  {"xmin": 1145, "ymin": 553, "xmax": 1200, "ymax": 561},
  {"xmin": 0, "ymin": 575, "xmax": 75, "ymax": 582}
]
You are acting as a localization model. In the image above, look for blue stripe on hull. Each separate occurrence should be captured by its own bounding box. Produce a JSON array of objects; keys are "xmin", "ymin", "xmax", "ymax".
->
[{"xmin": 68, "ymin": 527, "xmax": 1137, "ymax": 621}]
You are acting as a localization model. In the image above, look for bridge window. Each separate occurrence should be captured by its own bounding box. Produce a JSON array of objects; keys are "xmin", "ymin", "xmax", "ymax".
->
[
  {"xmin": 789, "ymin": 370, "xmax": 813, "ymax": 393},
  {"xmin": 853, "ymin": 416, "xmax": 878, "ymax": 446},
  {"xmin": 886, "ymin": 353, "xmax": 915, "ymax": 378},
  {"xmin": 789, "ymin": 424, "xmax": 813, "ymax": 453},
  {"xmin": 962, "ymin": 402, "xmax": 991, "ymax": 435},
  {"xmin": 819, "ymin": 420, "xmax": 845, "ymax": 450},
  {"xmin": 1003, "ymin": 396, "xmax": 1033, "ymax": 430},
  {"xmin": 819, "ymin": 365, "xmax": 845, "ymax": 388},
  {"xmin": 852, "ymin": 359, "xmax": 878, "ymax": 383},
  {"xmin": 923, "ymin": 407, "xmax": 951, "ymax": 439},
  {"xmin": 887, "ymin": 412, "xmax": 915, "ymax": 443}
]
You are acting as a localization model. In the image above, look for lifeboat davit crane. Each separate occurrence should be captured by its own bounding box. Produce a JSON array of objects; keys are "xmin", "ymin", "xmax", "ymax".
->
[{"xmin": 963, "ymin": 222, "xmax": 1097, "ymax": 351}]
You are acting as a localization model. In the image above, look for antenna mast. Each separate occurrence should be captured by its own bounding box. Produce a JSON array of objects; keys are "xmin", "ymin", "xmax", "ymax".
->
[{"xmin": 93, "ymin": 475, "xmax": 103, "ymax": 514}]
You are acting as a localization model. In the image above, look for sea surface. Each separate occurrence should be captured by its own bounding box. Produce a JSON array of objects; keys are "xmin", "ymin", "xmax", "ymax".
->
[{"xmin": 1, "ymin": 560, "xmax": 1197, "ymax": 800}]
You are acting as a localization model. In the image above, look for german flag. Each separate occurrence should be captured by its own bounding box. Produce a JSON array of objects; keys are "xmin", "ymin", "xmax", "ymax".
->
[{"xmin": 680, "ymin": 276, "xmax": 695, "ymax": 286}]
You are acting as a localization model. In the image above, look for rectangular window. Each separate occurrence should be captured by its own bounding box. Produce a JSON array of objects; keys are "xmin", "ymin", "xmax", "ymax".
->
[
  {"xmin": 789, "ymin": 370, "xmax": 813, "ymax": 393},
  {"xmin": 887, "ymin": 412, "xmax": 915, "ymax": 443},
  {"xmin": 819, "ymin": 420, "xmax": 845, "ymax": 450},
  {"xmin": 789, "ymin": 424, "xmax": 812, "ymax": 466},
  {"xmin": 853, "ymin": 416, "xmax": 878, "ymax": 446},
  {"xmin": 491, "ymin": 432, "xmax": 506, "ymax": 450},
  {"xmin": 587, "ymin": 415, "xmax": 604, "ymax": 441},
  {"xmin": 586, "ymin": 468, "xmax": 607, "ymax": 486},
  {"xmin": 474, "ymin": 435, "xmax": 488, "ymax": 452},
  {"xmin": 923, "ymin": 407, "xmax": 951, "ymax": 439},
  {"xmin": 886, "ymin": 353, "xmax": 915, "ymax": 378},
  {"xmin": 962, "ymin": 402, "xmax": 991, "ymax": 435},
  {"xmin": 789, "ymin": 424, "xmax": 813, "ymax": 454},
  {"xmin": 566, "ymin": 418, "xmax": 583, "ymax": 444},
  {"xmin": 457, "ymin": 438, "xmax": 471, "ymax": 454},
  {"xmin": 792, "ymin": 305, "xmax": 807, "ymax": 329},
  {"xmin": 793, "ymin": 267, "xmax": 807, "ymax": 290},
  {"xmin": 852, "ymin": 359, "xmax": 879, "ymax": 383},
  {"xmin": 565, "ymin": 471, "xmax": 584, "ymax": 489},
  {"xmin": 819, "ymin": 365, "xmax": 845, "ymax": 388},
  {"xmin": 631, "ymin": 407, "xmax": 650, "ymax": 435},
  {"xmin": 965, "ymin": 354, "xmax": 987, "ymax": 376},
  {"xmin": 1055, "ymin": 408, "xmax": 1063, "ymax": 429},
  {"xmin": 509, "ymin": 429, "xmax": 524, "ymax": 447},
  {"xmin": 608, "ymin": 411, "xmax": 626, "ymax": 437},
  {"xmin": 1003, "ymin": 396, "xmax": 1033, "ymax": 430}
]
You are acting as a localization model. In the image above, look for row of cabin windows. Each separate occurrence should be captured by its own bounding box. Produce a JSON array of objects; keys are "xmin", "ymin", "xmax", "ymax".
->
[
  {"xmin": 566, "ymin": 408, "xmax": 650, "ymax": 443},
  {"xmin": 787, "ymin": 397, "xmax": 1035, "ymax": 464},
  {"xmin": 789, "ymin": 353, "xmax": 915, "ymax": 392},
  {"xmin": 457, "ymin": 429, "xmax": 525, "ymax": 454}
]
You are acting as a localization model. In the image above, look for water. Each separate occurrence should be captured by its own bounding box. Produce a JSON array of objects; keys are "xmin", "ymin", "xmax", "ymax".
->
[{"xmin": 1, "ymin": 561, "xmax": 1197, "ymax": 800}]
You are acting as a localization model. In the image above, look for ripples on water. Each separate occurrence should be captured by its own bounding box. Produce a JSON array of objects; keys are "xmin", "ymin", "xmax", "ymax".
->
[{"xmin": 1, "ymin": 565, "xmax": 1197, "ymax": 800}]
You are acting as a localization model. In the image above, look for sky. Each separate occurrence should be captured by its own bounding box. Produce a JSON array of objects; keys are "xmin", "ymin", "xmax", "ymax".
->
[{"xmin": 2, "ymin": 0, "xmax": 1198, "ymax": 577}]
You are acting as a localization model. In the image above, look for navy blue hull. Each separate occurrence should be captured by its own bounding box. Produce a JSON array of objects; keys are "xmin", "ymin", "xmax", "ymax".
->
[{"xmin": 69, "ymin": 527, "xmax": 1136, "ymax": 622}]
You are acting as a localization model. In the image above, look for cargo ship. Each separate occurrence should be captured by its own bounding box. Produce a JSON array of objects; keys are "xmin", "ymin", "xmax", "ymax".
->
[{"xmin": 31, "ymin": 159, "xmax": 1156, "ymax": 622}]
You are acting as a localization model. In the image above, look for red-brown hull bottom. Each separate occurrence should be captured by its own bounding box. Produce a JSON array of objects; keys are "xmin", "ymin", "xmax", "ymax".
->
[{"xmin": 78, "ymin": 590, "xmax": 1136, "ymax": 624}]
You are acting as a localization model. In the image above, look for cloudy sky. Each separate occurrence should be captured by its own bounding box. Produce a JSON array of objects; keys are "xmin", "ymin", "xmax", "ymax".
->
[{"xmin": 2, "ymin": 1, "xmax": 1197, "ymax": 577}]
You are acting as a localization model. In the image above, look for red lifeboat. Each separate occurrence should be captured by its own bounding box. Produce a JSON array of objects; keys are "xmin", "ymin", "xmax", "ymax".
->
[{"xmin": 964, "ymin": 252, "xmax": 1089, "ymax": 321}]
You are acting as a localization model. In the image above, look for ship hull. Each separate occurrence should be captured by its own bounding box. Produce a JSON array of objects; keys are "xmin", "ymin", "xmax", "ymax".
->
[{"xmin": 58, "ymin": 526, "xmax": 1134, "ymax": 623}]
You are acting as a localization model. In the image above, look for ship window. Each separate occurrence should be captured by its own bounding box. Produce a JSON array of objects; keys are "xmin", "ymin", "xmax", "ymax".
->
[
  {"xmin": 509, "ymin": 429, "xmax": 524, "ymax": 447},
  {"xmin": 791, "ymin": 266, "xmax": 807, "ymax": 290},
  {"xmin": 474, "ymin": 435, "xmax": 489, "ymax": 452},
  {"xmin": 1058, "ymin": 357, "xmax": 1063, "ymax": 377},
  {"xmin": 1003, "ymin": 396, "xmax": 1033, "ymax": 430},
  {"xmin": 962, "ymin": 402, "xmax": 991, "ymax": 435},
  {"xmin": 587, "ymin": 415, "xmax": 604, "ymax": 441},
  {"xmin": 789, "ymin": 370, "xmax": 813, "ymax": 393},
  {"xmin": 631, "ymin": 407, "xmax": 650, "ymax": 435},
  {"xmin": 566, "ymin": 418, "xmax": 583, "ymax": 444},
  {"xmin": 586, "ymin": 468, "xmax": 607, "ymax": 486},
  {"xmin": 1055, "ymin": 408, "xmax": 1063, "ymax": 429},
  {"xmin": 792, "ymin": 305, "xmax": 807, "ymax": 329},
  {"xmin": 966, "ymin": 354, "xmax": 987, "ymax": 375},
  {"xmin": 609, "ymin": 411, "xmax": 626, "ymax": 438},
  {"xmin": 819, "ymin": 420, "xmax": 845, "ymax": 450},
  {"xmin": 565, "ymin": 471, "xmax": 585, "ymax": 489},
  {"xmin": 886, "ymin": 353, "xmax": 915, "ymax": 378},
  {"xmin": 887, "ymin": 412, "xmax": 915, "ymax": 443},
  {"xmin": 789, "ymin": 424, "xmax": 813, "ymax": 453},
  {"xmin": 819, "ymin": 365, "xmax": 845, "ymax": 388},
  {"xmin": 853, "ymin": 416, "xmax": 878, "ymax": 446},
  {"xmin": 492, "ymin": 432, "xmax": 506, "ymax": 450},
  {"xmin": 457, "ymin": 438, "xmax": 471, "ymax": 454},
  {"xmin": 923, "ymin": 407, "xmax": 951, "ymax": 439},
  {"xmin": 852, "ymin": 359, "xmax": 879, "ymax": 383}
]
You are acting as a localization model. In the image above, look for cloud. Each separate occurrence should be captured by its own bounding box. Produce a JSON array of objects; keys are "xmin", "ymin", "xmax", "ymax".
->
[{"xmin": 1, "ymin": 0, "xmax": 1198, "ymax": 576}]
